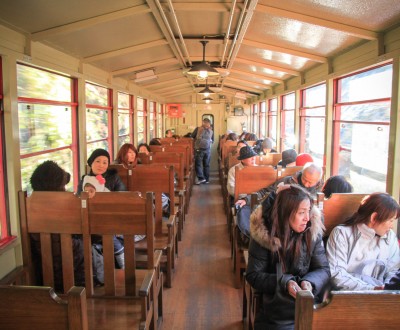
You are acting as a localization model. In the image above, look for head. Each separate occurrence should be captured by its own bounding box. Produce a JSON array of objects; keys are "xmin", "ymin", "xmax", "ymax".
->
[
  {"xmin": 83, "ymin": 175, "xmax": 106, "ymax": 198},
  {"xmin": 281, "ymin": 149, "xmax": 298, "ymax": 167},
  {"xmin": 87, "ymin": 149, "xmax": 110, "ymax": 176},
  {"xmin": 262, "ymin": 138, "xmax": 273, "ymax": 153},
  {"xmin": 322, "ymin": 175, "xmax": 353, "ymax": 198},
  {"xmin": 270, "ymin": 185, "xmax": 314, "ymax": 264},
  {"xmin": 296, "ymin": 153, "xmax": 314, "ymax": 166},
  {"xmin": 300, "ymin": 163, "xmax": 323, "ymax": 188},
  {"xmin": 202, "ymin": 118, "xmax": 211, "ymax": 129},
  {"xmin": 236, "ymin": 139, "xmax": 248, "ymax": 153},
  {"xmin": 149, "ymin": 138, "xmax": 161, "ymax": 146},
  {"xmin": 165, "ymin": 129, "xmax": 173, "ymax": 138},
  {"xmin": 30, "ymin": 160, "xmax": 71, "ymax": 192},
  {"xmin": 346, "ymin": 193, "xmax": 400, "ymax": 236},
  {"xmin": 244, "ymin": 132, "xmax": 257, "ymax": 141},
  {"xmin": 237, "ymin": 145, "xmax": 257, "ymax": 166},
  {"xmin": 226, "ymin": 132, "xmax": 238, "ymax": 141},
  {"xmin": 138, "ymin": 143, "xmax": 151, "ymax": 155},
  {"xmin": 115, "ymin": 143, "xmax": 138, "ymax": 167}
]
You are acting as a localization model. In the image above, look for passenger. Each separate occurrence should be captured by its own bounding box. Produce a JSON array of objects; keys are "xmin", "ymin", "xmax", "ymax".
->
[
  {"xmin": 237, "ymin": 163, "xmax": 323, "ymax": 210},
  {"xmin": 227, "ymin": 145, "xmax": 258, "ymax": 197},
  {"xmin": 114, "ymin": 143, "xmax": 139, "ymax": 168},
  {"xmin": 149, "ymin": 138, "xmax": 162, "ymax": 146},
  {"xmin": 277, "ymin": 148, "xmax": 297, "ymax": 168},
  {"xmin": 326, "ymin": 193, "xmax": 400, "ymax": 290},
  {"xmin": 29, "ymin": 160, "xmax": 84, "ymax": 291},
  {"xmin": 227, "ymin": 145, "xmax": 258, "ymax": 243},
  {"xmin": 226, "ymin": 132, "xmax": 238, "ymax": 141},
  {"xmin": 138, "ymin": 143, "xmax": 151, "ymax": 155},
  {"xmin": 258, "ymin": 137, "xmax": 277, "ymax": 154},
  {"xmin": 233, "ymin": 139, "xmax": 248, "ymax": 156},
  {"xmin": 165, "ymin": 129, "xmax": 173, "ymax": 138},
  {"xmin": 77, "ymin": 148, "xmax": 126, "ymax": 193},
  {"xmin": 192, "ymin": 118, "xmax": 213, "ymax": 184},
  {"xmin": 82, "ymin": 175, "xmax": 125, "ymax": 269},
  {"xmin": 244, "ymin": 132, "xmax": 258, "ymax": 141},
  {"xmin": 322, "ymin": 175, "xmax": 353, "ymax": 198},
  {"xmin": 295, "ymin": 153, "xmax": 314, "ymax": 166},
  {"xmin": 246, "ymin": 184, "xmax": 330, "ymax": 329}
]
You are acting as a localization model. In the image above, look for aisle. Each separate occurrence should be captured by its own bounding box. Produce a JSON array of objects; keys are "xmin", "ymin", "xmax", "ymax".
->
[{"xmin": 163, "ymin": 172, "xmax": 242, "ymax": 329}]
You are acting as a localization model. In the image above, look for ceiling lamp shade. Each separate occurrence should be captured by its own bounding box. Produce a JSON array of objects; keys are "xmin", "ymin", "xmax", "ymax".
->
[
  {"xmin": 187, "ymin": 40, "xmax": 219, "ymax": 79},
  {"xmin": 202, "ymin": 96, "xmax": 213, "ymax": 104},
  {"xmin": 198, "ymin": 79, "xmax": 215, "ymax": 97}
]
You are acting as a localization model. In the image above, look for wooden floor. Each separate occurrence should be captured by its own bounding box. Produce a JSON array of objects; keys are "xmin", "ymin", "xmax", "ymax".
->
[{"xmin": 163, "ymin": 172, "xmax": 243, "ymax": 329}]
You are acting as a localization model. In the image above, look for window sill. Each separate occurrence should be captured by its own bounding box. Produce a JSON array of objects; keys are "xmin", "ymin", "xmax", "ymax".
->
[{"xmin": 0, "ymin": 236, "xmax": 18, "ymax": 252}]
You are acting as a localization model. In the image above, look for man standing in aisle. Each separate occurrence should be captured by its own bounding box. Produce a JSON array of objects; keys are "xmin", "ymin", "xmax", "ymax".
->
[{"xmin": 192, "ymin": 118, "xmax": 214, "ymax": 184}]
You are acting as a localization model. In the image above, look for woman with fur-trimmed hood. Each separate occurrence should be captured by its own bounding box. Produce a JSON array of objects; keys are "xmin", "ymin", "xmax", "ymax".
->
[{"xmin": 246, "ymin": 184, "xmax": 330, "ymax": 330}]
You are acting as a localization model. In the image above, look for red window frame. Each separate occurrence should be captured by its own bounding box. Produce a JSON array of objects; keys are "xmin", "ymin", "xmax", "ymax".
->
[
  {"xmin": 117, "ymin": 92, "xmax": 134, "ymax": 144},
  {"xmin": 85, "ymin": 83, "xmax": 113, "ymax": 156}
]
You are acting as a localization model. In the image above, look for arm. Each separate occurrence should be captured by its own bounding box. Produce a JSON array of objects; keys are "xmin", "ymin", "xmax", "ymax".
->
[
  {"xmin": 383, "ymin": 231, "xmax": 400, "ymax": 284},
  {"xmin": 326, "ymin": 227, "xmax": 375, "ymax": 290},
  {"xmin": 191, "ymin": 127, "xmax": 198, "ymax": 139},
  {"xmin": 301, "ymin": 238, "xmax": 331, "ymax": 296},
  {"xmin": 226, "ymin": 166, "xmax": 235, "ymax": 197},
  {"xmin": 245, "ymin": 239, "xmax": 278, "ymax": 294}
]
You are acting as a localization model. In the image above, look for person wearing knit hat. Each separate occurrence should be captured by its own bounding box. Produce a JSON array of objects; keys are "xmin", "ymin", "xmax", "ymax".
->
[
  {"xmin": 278, "ymin": 148, "xmax": 298, "ymax": 168},
  {"xmin": 296, "ymin": 153, "xmax": 314, "ymax": 166},
  {"xmin": 227, "ymin": 146, "xmax": 258, "ymax": 197},
  {"xmin": 30, "ymin": 160, "xmax": 71, "ymax": 192},
  {"xmin": 77, "ymin": 148, "xmax": 126, "ymax": 194},
  {"xmin": 87, "ymin": 148, "xmax": 111, "ymax": 167}
]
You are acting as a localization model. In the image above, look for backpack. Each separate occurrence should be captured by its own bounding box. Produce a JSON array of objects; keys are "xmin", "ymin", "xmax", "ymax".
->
[{"xmin": 195, "ymin": 126, "xmax": 213, "ymax": 150}]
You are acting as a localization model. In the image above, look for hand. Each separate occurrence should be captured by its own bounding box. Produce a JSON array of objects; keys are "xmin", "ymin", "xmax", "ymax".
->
[
  {"xmin": 301, "ymin": 281, "xmax": 313, "ymax": 291},
  {"xmin": 374, "ymin": 285, "xmax": 384, "ymax": 290},
  {"xmin": 235, "ymin": 199, "xmax": 246, "ymax": 208},
  {"xmin": 287, "ymin": 280, "xmax": 302, "ymax": 299}
]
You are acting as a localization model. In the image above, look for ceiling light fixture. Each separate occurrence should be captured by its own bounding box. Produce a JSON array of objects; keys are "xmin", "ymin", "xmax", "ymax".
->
[
  {"xmin": 187, "ymin": 40, "xmax": 219, "ymax": 79},
  {"xmin": 198, "ymin": 79, "xmax": 215, "ymax": 97},
  {"xmin": 202, "ymin": 96, "xmax": 213, "ymax": 104}
]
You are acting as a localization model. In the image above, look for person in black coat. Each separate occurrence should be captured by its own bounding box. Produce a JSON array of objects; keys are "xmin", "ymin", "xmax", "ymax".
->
[
  {"xmin": 30, "ymin": 160, "xmax": 85, "ymax": 292},
  {"xmin": 246, "ymin": 184, "xmax": 330, "ymax": 330},
  {"xmin": 77, "ymin": 148, "xmax": 126, "ymax": 193}
]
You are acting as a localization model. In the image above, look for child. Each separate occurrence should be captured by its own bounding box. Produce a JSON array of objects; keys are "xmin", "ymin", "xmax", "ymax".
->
[{"xmin": 82, "ymin": 174, "xmax": 125, "ymax": 269}]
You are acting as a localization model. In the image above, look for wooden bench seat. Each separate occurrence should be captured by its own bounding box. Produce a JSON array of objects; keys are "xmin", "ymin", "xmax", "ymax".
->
[
  {"xmin": 295, "ymin": 290, "xmax": 400, "ymax": 330},
  {"xmin": 18, "ymin": 190, "xmax": 161, "ymax": 330},
  {"xmin": 0, "ymin": 285, "xmax": 88, "ymax": 330}
]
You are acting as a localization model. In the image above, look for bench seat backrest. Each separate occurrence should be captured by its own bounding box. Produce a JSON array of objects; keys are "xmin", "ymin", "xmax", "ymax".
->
[{"xmin": 295, "ymin": 290, "xmax": 400, "ymax": 330}]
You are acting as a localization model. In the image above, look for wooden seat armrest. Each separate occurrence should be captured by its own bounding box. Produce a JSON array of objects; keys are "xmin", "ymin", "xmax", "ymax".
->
[
  {"xmin": 166, "ymin": 214, "xmax": 176, "ymax": 228},
  {"xmin": 139, "ymin": 269, "xmax": 155, "ymax": 297},
  {"xmin": 175, "ymin": 189, "xmax": 185, "ymax": 197},
  {"xmin": 154, "ymin": 250, "xmax": 163, "ymax": 267}
]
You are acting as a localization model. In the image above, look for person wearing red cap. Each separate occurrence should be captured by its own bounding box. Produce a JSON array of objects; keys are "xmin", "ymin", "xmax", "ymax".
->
[{"xmin": 296, "ymin": 153, "xmax": 314, "ymax": 166}]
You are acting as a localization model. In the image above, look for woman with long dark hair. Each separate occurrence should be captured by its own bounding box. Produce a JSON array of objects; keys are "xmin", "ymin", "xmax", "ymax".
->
[
  {"xmin": 246, "ymin": 184, "xmax": 330, "ymax": 329},
  {"xmin": 115, "ymin": 143, "xmax": 139, "ymax": 168},
  {"xmin": 326, "ymin": 193, "xmax": 400, "ymax": 290}
]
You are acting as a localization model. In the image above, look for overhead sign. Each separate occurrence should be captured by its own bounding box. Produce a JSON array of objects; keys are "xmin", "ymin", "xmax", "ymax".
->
[{"xmin": 166, "ymin": 104, "xmax": 182, "ymax": 118}]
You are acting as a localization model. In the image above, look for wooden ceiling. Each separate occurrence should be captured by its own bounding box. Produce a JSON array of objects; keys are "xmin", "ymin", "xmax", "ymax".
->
[{"xmin": 0, "ymin": 0, "xmax": 399, "ymax": 104}]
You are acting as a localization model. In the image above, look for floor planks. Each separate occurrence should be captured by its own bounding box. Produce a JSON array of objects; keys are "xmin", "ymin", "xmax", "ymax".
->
[{"xmin": 162, "ymin": 172, "xmax": 243, "ymax": 329}]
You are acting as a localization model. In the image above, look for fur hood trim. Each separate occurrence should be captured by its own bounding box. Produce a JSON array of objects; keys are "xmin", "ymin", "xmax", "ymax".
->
[{"xmin": 250, "ymin": 204, "xmax": 325, "ymax": 251}]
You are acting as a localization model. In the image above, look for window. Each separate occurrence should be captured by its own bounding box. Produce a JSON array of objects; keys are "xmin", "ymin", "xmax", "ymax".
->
[
  {"xmin": 281, "ymin": 93, "xmax": 295, "ymax": 150},
  {"xmin": 299, "ymin": 84, "xmax": 326, "ymax": 166},
  {"xmin": 149, "ymin": 101, "xmax": 155, "ymax": 140},
  {"xmin": 333, "ymin": 64, "xmax": 392, "ymax": 193},
  {"xmin": 0, "ymin": 57, "xmax": 11, "ymax": 246},
  {"xmin": 137, "ymin": 97, "xmax": 147, "ymax": 144},
  {"xmin": 17, "ymin": 64, "xmax": 78, "ymax": 194},
  {"xmin": 259, "ymin": 101, "xmax": 266, "ymax": 138},
  {"xmin": 117, "ymin": 92, "xmax": 133, "ymax": 148},
  {"xmin": 157, "ymin": 103, "xmax": 163, "ymax": 138},
  {"xmin": 268, "ymin": 98, "xmax": 278, "ymax": 147},
  {"xmin": 252, "ymin": 103, "xmax": 258, "ymax": 135},
  {"xmin": 85, "ymin": 83, "xmax": 112, "ymax": 156}
]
